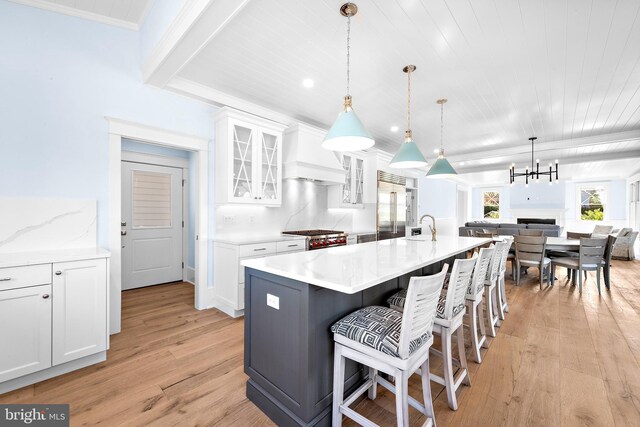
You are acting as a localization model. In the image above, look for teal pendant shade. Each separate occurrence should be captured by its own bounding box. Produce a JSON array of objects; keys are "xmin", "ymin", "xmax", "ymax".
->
[
  {"xmin": 322, "ymin": 106, "xmax": 375, "ymax": 151},
  {"xmin": 426, "ymin": 156, "xmax": 457, "ymax": 178},
  {"xmin": 389, "ymin": 139, "xmax": 428, "ymax": 169}
]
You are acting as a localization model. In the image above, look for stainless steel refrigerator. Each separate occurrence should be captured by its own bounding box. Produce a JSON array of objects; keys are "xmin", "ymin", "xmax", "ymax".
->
[{"xmin": 376, "ymin": 171, "xmax": 407, "ymax": 241}]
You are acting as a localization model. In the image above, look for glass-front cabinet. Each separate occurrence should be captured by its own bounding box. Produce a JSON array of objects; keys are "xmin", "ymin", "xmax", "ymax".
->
[
  {"xmin": 215, "ymin": 108, "xmax": 286, "ymax": 206},
  {"xmin": 330, "ymin": 153, "xmax": 366, "ymax": 208}
]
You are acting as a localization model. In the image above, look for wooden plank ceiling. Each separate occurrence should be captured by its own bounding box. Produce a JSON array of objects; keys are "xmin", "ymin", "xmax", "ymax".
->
[{"xmin": 177, "ymin": 0, "xmax": 640, "ymax": 173}]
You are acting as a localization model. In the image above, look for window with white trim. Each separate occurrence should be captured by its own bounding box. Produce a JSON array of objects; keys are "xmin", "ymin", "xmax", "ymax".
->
[
  {"xmin": 482, "ymin": 191, "xmax": 500, "ymax": 219},
  {"xmin": 578, "ymin": 185, "xmax": 606, "ymax": 221}
]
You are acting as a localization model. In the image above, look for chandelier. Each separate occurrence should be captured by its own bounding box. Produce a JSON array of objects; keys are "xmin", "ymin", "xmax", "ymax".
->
[{"xmin": 509, "ymin": 137, "xmax": 559, "ymax": 186}]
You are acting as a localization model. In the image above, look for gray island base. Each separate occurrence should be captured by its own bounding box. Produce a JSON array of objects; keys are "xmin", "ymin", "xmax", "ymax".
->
[{"xmin": 242, "ymin": 236, "xmax": 490, "ymax": 426}]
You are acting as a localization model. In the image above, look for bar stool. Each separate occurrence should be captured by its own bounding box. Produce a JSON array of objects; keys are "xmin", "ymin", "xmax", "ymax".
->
[
  {"xmin": 387, "ymin": 256, "xmax": 477, "ymax": 410},
  {"xmin": 484, "ymin": 241, "xmax": 509, "ymax": 337},
  {"xmin": 465, "ymin": 246, "xmax": 494, "ymax": 363},
  {"xmin": 497, "ymin": 236, "xmax": 514, "ymax": 319},
  {"xmin": 331, "ymin": 266, "xmax": 448, "ymax": 427}
]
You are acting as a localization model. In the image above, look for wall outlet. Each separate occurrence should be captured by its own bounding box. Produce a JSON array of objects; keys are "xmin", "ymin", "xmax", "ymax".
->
[
  {"xmin": 267, "ymin": 293, "xmax": 279, "ymax": 310},
  {"xmin": 223, "ymin": 216, "xmax": 235, "ymax": 224}
]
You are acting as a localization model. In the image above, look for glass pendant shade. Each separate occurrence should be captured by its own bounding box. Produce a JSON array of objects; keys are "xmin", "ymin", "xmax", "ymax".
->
[
  {"xmin": 322, "ymin": 97, "xmax": 374, "ymax": 151},
  {"xmin": 426, "ymin": 151, "xmax": 457, "ymax": 178},
  {"xmin": 389, "ymin": 133, "xmax": 428, "ymax": 169}
]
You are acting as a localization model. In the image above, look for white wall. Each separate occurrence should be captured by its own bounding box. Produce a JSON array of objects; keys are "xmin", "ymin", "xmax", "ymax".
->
[
  {"xmin": 470, "ymin": 179, "xmax": 629, "ymax": 233},
  {"xmin": 0, "ymin": 1, "xmax": 216, "ymax": 249},
  {"xmin": 417, "ymin": 177, "xmax": 459, "ymax": 236}
]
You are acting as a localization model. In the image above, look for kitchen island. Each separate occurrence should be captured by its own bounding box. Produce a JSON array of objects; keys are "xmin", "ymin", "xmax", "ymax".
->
[{"xmin": 241, "ymin": 236, "xmax": 491, "ymax": 427}]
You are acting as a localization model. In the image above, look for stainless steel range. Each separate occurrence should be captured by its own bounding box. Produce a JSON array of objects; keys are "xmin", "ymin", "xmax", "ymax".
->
[{"xmin": 282, "ymin": 229, "xmax": 348, "ymax": 251}]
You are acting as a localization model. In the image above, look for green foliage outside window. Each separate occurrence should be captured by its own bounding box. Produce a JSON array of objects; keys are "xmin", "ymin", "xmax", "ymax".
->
[
  {"xmin": 580, "ymin": 187, "xmax": 605, "ymax": 221},
  {"xmin": 483, "ymin": 191, "xmax": 500, "ymax": 219}
]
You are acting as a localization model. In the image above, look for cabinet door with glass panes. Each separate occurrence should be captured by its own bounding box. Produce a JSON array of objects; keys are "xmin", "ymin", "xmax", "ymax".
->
[
  {"xmin": 227, "ymin": 119, "xmax": 282, "ymax": 205},
  {"xmin": 339, "ymin": 154, "xmax": 365, "ymax": 207}
]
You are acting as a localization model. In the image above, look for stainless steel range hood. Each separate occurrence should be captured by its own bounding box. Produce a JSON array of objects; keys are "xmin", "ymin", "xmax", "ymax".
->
[{"xmin": 282, "ymin": 123, "xmax": 346, "ymax": 185}]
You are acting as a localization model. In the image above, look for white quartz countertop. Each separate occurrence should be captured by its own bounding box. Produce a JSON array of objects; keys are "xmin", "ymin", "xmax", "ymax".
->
[
  {"xmin": 0, "ymin": 247, "xmax": 110, "ymax": 268},
  {"xmin": 214, "ymin": 234, "xmax": 307, "ymax": 245},
  {"xmin": 241, "ymin": 236, "xmax": 491, "ymax": 294}
]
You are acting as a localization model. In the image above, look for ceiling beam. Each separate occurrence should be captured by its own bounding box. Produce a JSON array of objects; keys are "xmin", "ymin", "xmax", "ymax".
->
[
  {"xmin": 454, "ymin": 149, "xmax": 640, "ymax": 175},
  {"xmin": 142, "ymin": 0, "xmax": 251, "ymax": 88},
  {"xmin": 445, "ymin": 130, "xmax": 640, "ymax": 164}
]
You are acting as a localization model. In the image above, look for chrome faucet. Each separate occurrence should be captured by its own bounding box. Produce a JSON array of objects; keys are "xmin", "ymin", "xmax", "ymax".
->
[{"xmin": 420, "ymin": 214, "xmax": 437, "ymax": 241}]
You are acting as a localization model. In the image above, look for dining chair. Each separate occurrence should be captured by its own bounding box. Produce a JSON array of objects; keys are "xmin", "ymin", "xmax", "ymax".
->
[
  {"xmin": 331, "ymin": 266, "xmax": 446, "ymax": 426},
  {"xmin": 612, "ymin": 229, "xmax": 638, "ymax": 260},
  {"xmin": 518, "ymin": 229, "xmax": 544, "ymax": 237},
  {"xmin": 549, "ymin": 231, "xmax": 592, "ymax": 280},
  {"xmin": 592, "ymin": 224, "xmax": 613, "ymax": 236},
  {"xmin": 550, "ymin": 237, "xmax": 607, "ymax": 293},
  {"xmin": 602, "ymin": 235, "xmax": 617, "ymax": 289},
  {"xmin": 514, "ymin": 235, "xmax": 550, "ymax": 289}
]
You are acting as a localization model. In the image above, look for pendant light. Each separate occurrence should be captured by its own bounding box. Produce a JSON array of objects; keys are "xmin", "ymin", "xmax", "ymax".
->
[
  {"xmin": 322, "ymin": 3, "xmax": 374, "ymax": 152},
  {"xmin": 389, "ymin": 65, "xmax": 428, "ymax": 169},
  {"xmin": 426, "ymin": 99, "xmax": 457, "ymax": 177}
]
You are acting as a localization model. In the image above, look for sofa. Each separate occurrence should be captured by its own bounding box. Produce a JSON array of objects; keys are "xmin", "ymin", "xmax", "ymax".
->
[{"xmin": 459, "ymin": 221, "xmax": 562, "ymax": 238}]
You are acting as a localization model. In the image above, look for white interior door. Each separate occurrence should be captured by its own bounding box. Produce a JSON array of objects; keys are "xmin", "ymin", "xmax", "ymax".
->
[{"xmin": 121, "ymin": 162, "xmax": 183, "ymax": 290}]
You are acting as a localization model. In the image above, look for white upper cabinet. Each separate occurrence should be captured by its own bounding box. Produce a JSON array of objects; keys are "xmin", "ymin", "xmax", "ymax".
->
[
  {"xmin": 215, "ymin": 108, "xmax": 287, "ymax": 206},
  {"xmin": 329, "ymin": 153, "xmax": 367, "ymax": 208}
]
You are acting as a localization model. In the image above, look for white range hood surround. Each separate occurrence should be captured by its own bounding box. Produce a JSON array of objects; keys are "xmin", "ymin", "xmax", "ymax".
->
[{"xmin": 282, "ymin": 123, "xmax": 346, "ymax": 185}]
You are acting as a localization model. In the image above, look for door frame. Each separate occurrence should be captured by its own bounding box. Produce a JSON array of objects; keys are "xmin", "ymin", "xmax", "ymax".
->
[
  {"xmin": 121, "ymin": 151, "xmax": 190, "ymax": 285},
  {"xmin": 107, "ymin": 117, "xmax": 209, "ymax": 335}
]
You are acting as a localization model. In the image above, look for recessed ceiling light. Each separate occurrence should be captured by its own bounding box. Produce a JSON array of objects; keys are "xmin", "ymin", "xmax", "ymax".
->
[
  {"xmin": 459, "ymin": 161, "xmax": 465, "ymax": 166},
  {"xmin": 390, "ymin": 126, "xmax": 399, "ymax": 132},
  {"xmin": 302, "ymin": 78, "xmax": 314, "ymax": 88},
  {"xmin": 433, "ymin": 149, "xmax": 440, "ymax": 154}
]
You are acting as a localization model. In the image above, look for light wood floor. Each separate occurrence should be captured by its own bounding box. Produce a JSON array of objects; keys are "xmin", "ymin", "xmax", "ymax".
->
[{"xmin": 2, "ymin": 261, "xmax": 640, "ymax": 426}]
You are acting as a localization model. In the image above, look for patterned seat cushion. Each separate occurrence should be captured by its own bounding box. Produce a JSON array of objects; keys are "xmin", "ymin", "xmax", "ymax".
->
[
  {"xmin": 387, "ymin": 290, "xmax": 464, "ymax": 320},
  {"xmin": 331, "ymin": 306, "xmax": 430, "ymax": 358}
]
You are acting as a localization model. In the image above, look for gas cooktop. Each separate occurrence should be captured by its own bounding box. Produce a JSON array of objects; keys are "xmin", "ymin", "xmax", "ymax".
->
[
  {"xmin": 282, "ymin": 229, "xmax": 344, "ymax": 236},
  {"xmin": 282, "ymin": 230, "xmax": 348, "ymax": 250}
]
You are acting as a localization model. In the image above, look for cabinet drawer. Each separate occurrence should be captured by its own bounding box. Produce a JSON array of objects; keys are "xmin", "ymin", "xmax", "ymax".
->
[
  {"xmin": 0, "ymin": 264, "xmax": 52, "ymax": 291},
  {"xmin": 276, "ymin": 240, "xmax": 306, "ymax": 253},
  {"xmin": 239, "ymin": 242, "xmax": 276, "ymax": 258}
]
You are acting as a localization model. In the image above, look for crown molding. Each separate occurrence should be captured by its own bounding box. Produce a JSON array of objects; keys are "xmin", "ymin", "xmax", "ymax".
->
[{"xmin": 8, "ymin": 0, "xmax": 139, "ymax": 30}]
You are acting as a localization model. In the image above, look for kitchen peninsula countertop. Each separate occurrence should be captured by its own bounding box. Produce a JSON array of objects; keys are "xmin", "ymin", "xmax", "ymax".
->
[{"xmin": 242, "ymin": 235, "xmax": 490, "ymax": 294}]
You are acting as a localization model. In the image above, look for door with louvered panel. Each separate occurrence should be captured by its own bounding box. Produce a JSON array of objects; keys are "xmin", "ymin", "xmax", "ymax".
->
[{"xmin": 121, "ymin": 162, "xmax": 183, "ymax": 290}]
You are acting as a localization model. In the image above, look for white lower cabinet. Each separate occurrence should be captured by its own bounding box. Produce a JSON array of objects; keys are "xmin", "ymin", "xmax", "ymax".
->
[
  {"xmin": 0, "ymin": 254, "xmax": 109, "ymax": 391},
  {"xmin": 0, "ymin": 284, "xmax": 52, "ymax": 383},
  {"xmin": 52, "ymin": 259, "xmax": 107, "ymax": 365},
  {"xmin": 213, "ymin": 238, "xmax": 306, "ymax": 317}
]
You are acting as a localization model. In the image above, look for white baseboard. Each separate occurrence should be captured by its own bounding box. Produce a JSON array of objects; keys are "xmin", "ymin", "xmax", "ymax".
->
[
  {"xmin": 0, "ymin": 352, "xmax": 106, "ymax": 394},
  {"xmin": 185, "ymin": 266, "xmax": 196, "ymax": 284},
  {"xmin": 210, "ymin": 297, "xmax": 244, "ymax": 318}
]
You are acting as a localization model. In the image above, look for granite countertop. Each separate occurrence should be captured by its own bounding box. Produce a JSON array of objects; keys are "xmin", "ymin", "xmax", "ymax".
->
[
  {"xmin": 242, "ymin": 236, "xmax": 490, "ymax": 294},
  {"xmin": 0, "ymin": 247, "xmax": 111, "ymax": 268}
]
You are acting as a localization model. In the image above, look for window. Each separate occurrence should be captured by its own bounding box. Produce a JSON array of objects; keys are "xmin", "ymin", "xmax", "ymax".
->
[
  {"xmin": 579, "ymin": 185, "xmax": 606, "ymax": 221},
  {"xmin": 483, "ymin": 191, "xmax": 500, "ymax": 219}
]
